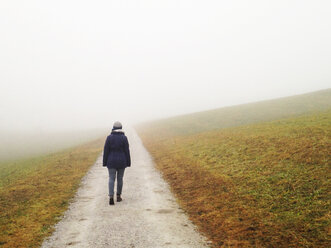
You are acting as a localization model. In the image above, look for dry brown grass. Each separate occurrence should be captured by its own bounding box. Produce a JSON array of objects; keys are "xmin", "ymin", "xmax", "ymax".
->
[
  {"xmin": 0, "ymin": 138, "xmax": 104, "ymax": 248},
  {"xmin": 138, "ymin": 111, "xmax": 331, "ymax": 247}
]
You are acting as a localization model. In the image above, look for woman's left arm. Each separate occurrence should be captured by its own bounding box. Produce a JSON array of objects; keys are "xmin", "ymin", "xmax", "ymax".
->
[{"xmin": 103, "ymin": 137, "xmax": 110, "ymax": 167}]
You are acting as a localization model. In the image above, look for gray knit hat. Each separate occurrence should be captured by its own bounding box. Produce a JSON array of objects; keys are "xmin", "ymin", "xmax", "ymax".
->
[{"xmin": 113, "ymin": 121, "xmax": 122, "ymax": 130}]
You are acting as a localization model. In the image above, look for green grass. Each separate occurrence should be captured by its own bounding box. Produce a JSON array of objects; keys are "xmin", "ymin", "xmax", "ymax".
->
[
  {"xmin": 137, "ymin": 90, "xmax": 331, "ymax": 247},
  {"xmin": 0, "ymin": 156, "xmax": 49, "ymax": 188},
  {"xmin": 0, "ymin": 138, "xmax": 104, "ymax": 248},
  {"xmin": 139, "ymin": 88, "xmax": 331, "ymax": 137}
]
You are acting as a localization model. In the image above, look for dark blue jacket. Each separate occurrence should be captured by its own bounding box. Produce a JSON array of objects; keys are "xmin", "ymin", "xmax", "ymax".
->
[{"xmin": 103, "ymin": 130, "xmax": 131, "ymax": 169}]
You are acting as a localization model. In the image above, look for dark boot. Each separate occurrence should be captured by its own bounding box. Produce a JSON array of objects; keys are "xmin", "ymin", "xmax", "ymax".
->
[
  {"xmin": 109, "ymin": 197, "xmax": 114, "ymax": 205},
  {"xmin": 117, "ymin": 194, "xmax": 122, "ymax": 202}
]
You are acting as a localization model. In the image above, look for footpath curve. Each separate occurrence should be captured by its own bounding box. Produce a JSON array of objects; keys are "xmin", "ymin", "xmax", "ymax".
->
[{"xmin": 42, "ymin": 129, "xmax": 209, "ymax": 248}]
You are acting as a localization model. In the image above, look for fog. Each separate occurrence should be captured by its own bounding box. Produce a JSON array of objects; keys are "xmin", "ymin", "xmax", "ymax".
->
[{"xmin": 1, "ymin": 0, "xmax": 331, "ymax": 133}]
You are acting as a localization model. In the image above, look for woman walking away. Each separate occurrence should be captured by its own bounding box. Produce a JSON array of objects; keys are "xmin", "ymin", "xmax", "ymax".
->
[{"xmin": 103, "ymin": 121, "xmax": 131, "ymax": 205}]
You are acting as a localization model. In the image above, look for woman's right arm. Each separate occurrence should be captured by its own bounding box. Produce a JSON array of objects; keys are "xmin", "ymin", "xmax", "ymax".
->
[{"xmin": 124, "ymin": 136, "xmax": 131, "ymax": 167}]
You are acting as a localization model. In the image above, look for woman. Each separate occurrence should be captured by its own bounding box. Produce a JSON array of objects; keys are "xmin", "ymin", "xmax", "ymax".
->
[{"xmin": 103, "ymin": 121, "xmax": 131, "ymax": 205}]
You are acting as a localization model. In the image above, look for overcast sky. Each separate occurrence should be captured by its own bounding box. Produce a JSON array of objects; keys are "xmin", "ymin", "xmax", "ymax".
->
[{"xmin": 1, "ymin": 0, "xmax": 330, "ymax": 131}]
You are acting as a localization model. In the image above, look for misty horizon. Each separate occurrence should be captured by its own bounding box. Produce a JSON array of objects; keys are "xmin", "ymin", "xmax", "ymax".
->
[
  {"xmin": 1, "ymin": 0, "xmax": 331, "ymax": 132},
  {"xmin": 1, "ymin": 88, "xmax": 330, "ymax": 133}
]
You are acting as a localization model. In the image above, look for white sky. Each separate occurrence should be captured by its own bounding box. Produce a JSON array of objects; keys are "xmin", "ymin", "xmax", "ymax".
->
[{"xmin": 1, "ymin": 0, "xmax": 330, "ymax": 131}]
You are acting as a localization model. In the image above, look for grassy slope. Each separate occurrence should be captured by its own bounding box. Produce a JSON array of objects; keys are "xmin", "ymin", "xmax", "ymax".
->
[
  {"xmin": 140, "ymin": 89, "xmax": 331, "ymax": 137},
  {"xmin": 0, "ymin": 138, "xmax": 104, "ymax": 248},
  {"xmin": 137, "ymin": 90, "xmax": 331, "ymax": 247},
  {"xmin": 139, "ymin": 111, "xmax": 330, "ymax": 247}
]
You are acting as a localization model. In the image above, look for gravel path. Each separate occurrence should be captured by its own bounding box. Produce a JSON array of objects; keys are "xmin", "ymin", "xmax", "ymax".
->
[{"xmin": 42, "ymin": 129, "xmax": 209, "ymax": 248}]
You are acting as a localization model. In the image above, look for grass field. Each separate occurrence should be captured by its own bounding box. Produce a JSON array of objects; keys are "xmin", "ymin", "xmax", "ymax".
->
[
  {"xmin": 137, "ymin": 90, "xmax": 331, "ymax": 247},
  {"xmin": 141, "ymin": 89, "xmax": 331, "ymax": 137},
  {"xmin": 0, "ymin": 138, "xmax": 104, "ymax": 248}
]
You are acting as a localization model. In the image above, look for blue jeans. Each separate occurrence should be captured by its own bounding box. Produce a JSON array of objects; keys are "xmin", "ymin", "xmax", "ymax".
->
[{"xmin": 107, "ymin": 168, "xmax": 125, "ymax": 197}]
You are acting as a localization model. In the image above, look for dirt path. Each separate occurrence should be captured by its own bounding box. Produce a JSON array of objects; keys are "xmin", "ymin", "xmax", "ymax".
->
[{"xmin": 42, "ymin": 129, "xmax": 209, "ymax": 248}]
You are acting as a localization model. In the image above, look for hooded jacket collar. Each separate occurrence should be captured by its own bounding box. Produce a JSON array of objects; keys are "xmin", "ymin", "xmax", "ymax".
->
[{"xmin": 111, "ymin": 128, "xmax": 124, "ymax": 134}]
